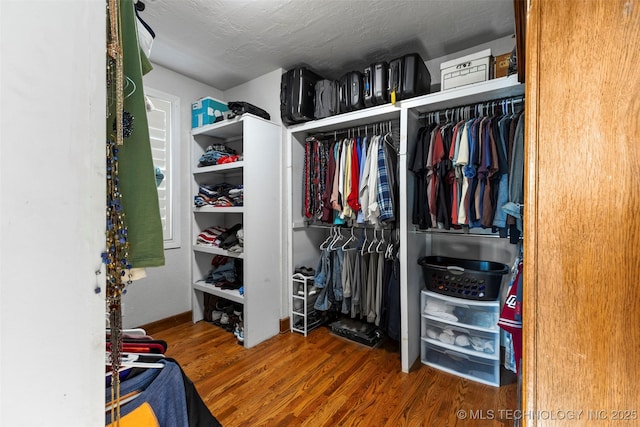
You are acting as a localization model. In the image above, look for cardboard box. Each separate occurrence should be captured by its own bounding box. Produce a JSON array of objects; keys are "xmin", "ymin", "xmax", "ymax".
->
[
  {"xmin": 494, "ymin": 52, "xmax": 512, "ymax": 78},
  {"xmin": 440, "ymin": 49, "xmax": 493, "ymax": 91},
  {"xmin": 191, "ymin": 97, "xmax": 228, "ymax": 128}
]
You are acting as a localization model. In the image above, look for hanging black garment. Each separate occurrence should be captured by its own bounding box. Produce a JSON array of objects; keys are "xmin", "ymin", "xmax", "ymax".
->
[
  {"xmin": 385, "ymin": 256, "xmax": 401, "ymax": 341},
  {"xmin": 410, "ymin": 124, "xmax": 436, "ymax": 229},
  {"xmin": 435, "ymin": 124, "xmax": 453, "ymax": 229}
]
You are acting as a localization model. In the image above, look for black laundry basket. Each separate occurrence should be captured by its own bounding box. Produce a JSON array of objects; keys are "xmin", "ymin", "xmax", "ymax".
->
[{"xmin": 418, "ymin": 256, "xmax": 509, "ymax": 301}]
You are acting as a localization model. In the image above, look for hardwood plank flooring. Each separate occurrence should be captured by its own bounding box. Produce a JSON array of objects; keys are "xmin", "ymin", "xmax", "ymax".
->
[{"xmin": 147, "ymin": 320, "xmax": 517, "ymax": 427}]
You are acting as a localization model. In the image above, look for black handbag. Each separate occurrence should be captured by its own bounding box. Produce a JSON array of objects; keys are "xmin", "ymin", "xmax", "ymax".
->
[{"xmin": 227, "ymin": 101, "xmax": 271, "ymax": 121}]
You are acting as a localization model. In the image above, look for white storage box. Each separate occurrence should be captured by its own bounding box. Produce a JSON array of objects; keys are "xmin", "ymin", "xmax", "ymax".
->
[{"xmin": 440, "ymin": 49, "xmax": 493, "ymax": 91}]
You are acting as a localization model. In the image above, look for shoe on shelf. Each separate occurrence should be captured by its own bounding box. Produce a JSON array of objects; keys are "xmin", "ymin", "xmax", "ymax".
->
[
  {"xmin": 210, "ymin": 310, "xmax": 223, "ymax": 323},
  {"xmin": 220, "ymin": 312, "xmax": 230, "ymax": 325},
  {"xmin": 294, "ymin": 266, "xmax": 315, "ymax": 276},
  {"xmin": 235, "ymin": 323, "xmax": 244, "ymax": 344}
]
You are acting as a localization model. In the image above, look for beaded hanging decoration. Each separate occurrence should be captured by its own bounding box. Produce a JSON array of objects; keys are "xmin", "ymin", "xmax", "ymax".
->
[{"xmin": 105, "ymin": 0, "xmax": 133, "ymax": 424}]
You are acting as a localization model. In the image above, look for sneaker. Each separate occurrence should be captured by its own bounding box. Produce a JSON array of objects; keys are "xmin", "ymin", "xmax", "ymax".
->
[
  {"xmin": 210, "ymin": 310, "xmax": 223, "ymax": 323},
  {"xmin": 220, "ymin": 312, "xmax": 229, "ymax": 325},
  {"xmin": 236, "ymin": 324, "xmax": 244, "ymax": 343},
  {"xmin": 233, "ymin": 304, "xmax": 243, "ymax": 320}
]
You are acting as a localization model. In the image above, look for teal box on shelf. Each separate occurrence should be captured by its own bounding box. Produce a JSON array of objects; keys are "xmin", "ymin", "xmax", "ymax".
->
[{"xmin": 191, "ymin": 97, "xmax": 228, "ymax": 128}]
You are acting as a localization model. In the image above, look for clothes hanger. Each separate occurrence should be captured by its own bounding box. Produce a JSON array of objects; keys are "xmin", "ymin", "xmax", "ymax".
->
[
  {"xmin": 319, "ymin": 227, "xmax": 334, "ymax": 249},
  {"xmin": 341, "ymin": 226, "xmax": 357, "ymax": 250},
  {"xmin": 385, "ymin": 228, "xmax": 398, "ymax": 259},
  {"xmin": 359, "ymin": 228, "xmax": 369, "ymax": 256},
  {"xmin": 376, "ymin": 229, "xmax": 387, "ymax": 253},
  {"xmin": 329, "ymin": 227, "xmax": 345, "ymax": 250},
  {"xmin": 367, "ymin": 228, "xmax": 379, "ymax": 253}
]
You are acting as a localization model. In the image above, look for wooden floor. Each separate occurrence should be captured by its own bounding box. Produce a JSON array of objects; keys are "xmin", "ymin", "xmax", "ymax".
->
[{"xmin": 147, "ymin": 320, "xmax": 518, "ymax": 427}]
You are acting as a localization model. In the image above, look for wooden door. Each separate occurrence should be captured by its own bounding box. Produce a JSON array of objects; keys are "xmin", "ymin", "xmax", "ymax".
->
[{"xmin": 524, "ymin": 0, "xmax": 640, "ymax": 423}]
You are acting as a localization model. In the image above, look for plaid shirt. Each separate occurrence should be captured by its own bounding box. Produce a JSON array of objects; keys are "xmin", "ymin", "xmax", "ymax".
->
[{"xmin": 376, "ymin": 142, "xmax": 394, "ymax": 222}]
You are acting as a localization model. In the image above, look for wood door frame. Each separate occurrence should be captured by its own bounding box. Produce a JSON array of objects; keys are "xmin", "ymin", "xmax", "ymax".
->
[{"xmin": 522, "ymin": 0, "xmax": 539, "ymax": 420}]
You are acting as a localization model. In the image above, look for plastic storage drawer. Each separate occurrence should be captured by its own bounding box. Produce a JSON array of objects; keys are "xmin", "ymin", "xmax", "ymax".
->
[
  {"xmin": 421, "ymin": 341, "xmax": 499, "ymax": 387},
  {"xmin": 422, "ymin": 317, "xmax": 499, "ymax": 359},
  {"xmin": 421, "ymin": 290, "xmax": 499, "ymax": 331}
]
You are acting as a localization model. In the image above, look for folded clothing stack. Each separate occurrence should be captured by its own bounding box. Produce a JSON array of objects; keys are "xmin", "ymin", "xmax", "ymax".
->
[
  {"xmin": 198, "ymin": 144, "xmax": 242, "ymax": 167},
  {"xmin": 205, "ymin": 255, "xmax": 243, "ymax": 290},
  {"xmin": 195, "ymin": 223, "xmax": 244, "ymax": 254},
  {"xmin": 194, "ymin": 183, "xmax": 244, "ymax": 207}
]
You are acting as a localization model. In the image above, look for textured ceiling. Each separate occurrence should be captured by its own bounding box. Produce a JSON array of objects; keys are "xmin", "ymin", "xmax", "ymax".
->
[{"xmin": 140, "ymin": 0, "xmax": 515, "ymax": 90}]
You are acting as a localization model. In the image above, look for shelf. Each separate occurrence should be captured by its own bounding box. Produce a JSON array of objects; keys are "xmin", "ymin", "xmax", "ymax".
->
[
  {"xmin": 192, "ymin": 114, "xmax": 274, "ymax": 138},
  {"xmin": 193, "ymin": 206, "xmax": 244, "ymax": 214},
  {"xmin": 192, "ymin": 280, "xmax": 244, "ymax": 304},
  {"xmin": 193, "ymin": 161, "xmax": 244, "ymax": 175},
  {"xmin": 192, "ymin": 244, "xmax": 244, "ymax": 259},
  {"xmin": 287, "ymin": 103, "xmax": 401, "ymax": 134},
  {"xmin": 401, "ymin": 75, "xmax": 524, "ymax": 114},
  {"xmin": 192, "ymin": 116, "xmax": 244, "ymax": 138}
]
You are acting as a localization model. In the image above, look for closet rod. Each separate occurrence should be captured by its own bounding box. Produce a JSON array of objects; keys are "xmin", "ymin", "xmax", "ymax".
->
[
  {"xmin": 307, "ymin": 118, "xmax": 400, "ymax": 141},
  {"xmin": 303, "ymin": 219, "xmax": 397, "ymax": 231},
  {"xmin": 418, "ymin": 95, "xmax": 525, "ymax": 120}
]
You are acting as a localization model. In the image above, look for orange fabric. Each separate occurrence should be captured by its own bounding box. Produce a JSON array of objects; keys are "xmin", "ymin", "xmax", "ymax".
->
[{"xmin": 108, "ymin": 402, "xmax": 159, "ymax": 427}]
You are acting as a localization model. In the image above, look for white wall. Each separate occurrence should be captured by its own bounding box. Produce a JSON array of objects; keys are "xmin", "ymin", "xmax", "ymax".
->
[
  {"xmin": 0, "ymin": 1, "xmax": 105, "ymax": 426},
  {"xmin": 122, "ymin": 63, "xmax": 224, "ymax": 328},
  {"xmin": 223, "ymin": 68, "xmax": 284, "ymax": 127}
]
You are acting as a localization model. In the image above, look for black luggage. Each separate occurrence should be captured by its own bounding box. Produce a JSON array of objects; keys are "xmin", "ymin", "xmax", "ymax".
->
[
  {"xmin": 227, "ymin": 101, "xmax": 270, "ymax": 121},
  {"xmin": 388, "ymin": 53, "xmax": 431, "ymax": 102},
  {"xmin": 330, "ymin": 318, "xmax": 382, "ymax": 348},
  {"xmin": 280, "ymin": 67, "xmax": 322, "ymax": 126},
  {"xmin": 339, "ymin": 71, "xmax": 365, "ymax": 113},
  {"xmin": 314, "ymin": 79, "xmax": 339, "ymax": 119},
  {"xmin": 401, "ymin": 53, "xmax": 431, "ymax": 99},
  {"xmin": 363, "ymin": 62, "xmax": 389, "ymax": 107}
]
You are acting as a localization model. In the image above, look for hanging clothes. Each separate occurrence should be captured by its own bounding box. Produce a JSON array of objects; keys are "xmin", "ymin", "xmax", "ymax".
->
[
  {"xmin": 411, "ymin": 101, "xmax": 524, "ymax": 242},
  {"xmin": 302, "ymin": 129, "xmax": 398, "ymax": 227},
  {"xmin": 108, "ymin": 0, "xmax": 165, "ymax": 268},
  {"xmin": 498, "ymin": 261, "xmax": 523, "ymax": 375},
  {"xmin": 105, "ymin": 358, "xmax": 221, "ymax": 427},
  {"xmin": 310, "ymin": 227, "xmax": 400, "ymax": 340}
]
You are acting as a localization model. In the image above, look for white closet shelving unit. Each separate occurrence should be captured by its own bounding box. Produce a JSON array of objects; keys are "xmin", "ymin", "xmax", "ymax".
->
[
  {"xmin": 285, "ymin": 102, "xmax": 402, "ymax": 338},
  {"xmin": 286, "ymin": 75, "xmax": 524, "ymax": 371},
  {"xmin": 191, "ymin": 114, "xmax": 281, "ymax": 348}
]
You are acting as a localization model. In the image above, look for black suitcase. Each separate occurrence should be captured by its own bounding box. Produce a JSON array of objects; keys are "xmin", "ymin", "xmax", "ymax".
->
[
  {"xmin": 388, "ymin": 57, "xmax": 403, "ymax": 103},
  {"xmin": 401, "ymin": 53, "xmax": 431, "ymax": 99},
  {"xmin": 339, "ymin": 71, "xmax": 365, "ymax": 113},
  {"xmin": 363, "ymin": 62, "xmax": 389, "ymax": 107},
  {"xmin": 280, "ymin": 67, "xmax": 322, "ymax": 126},
  {"xmin": 388, "ymin": 53, "xmax": 431, "ymax": 102},
  {"xmin": 314, "ymin": 79, "xmax": 339, "ymax": 119}
]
